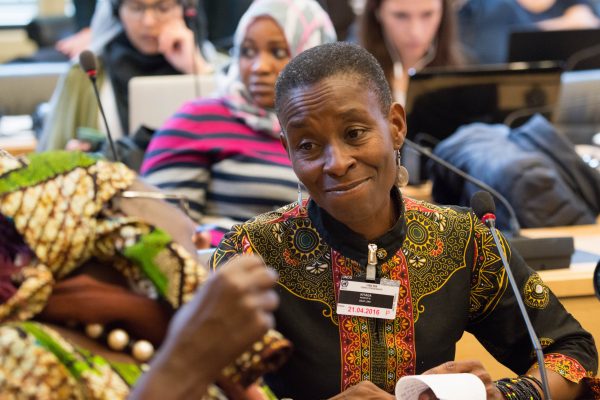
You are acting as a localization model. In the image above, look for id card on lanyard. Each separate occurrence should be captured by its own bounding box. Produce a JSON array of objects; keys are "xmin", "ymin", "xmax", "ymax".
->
[{"xmin": 337, "ymin": 277, "xmax": 400, "ymax": 320}]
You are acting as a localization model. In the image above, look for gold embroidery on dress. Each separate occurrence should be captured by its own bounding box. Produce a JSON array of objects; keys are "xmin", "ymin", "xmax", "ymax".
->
[{"xmin": 523, "ymin": 273, "xmax": 550, "ymax": 309}]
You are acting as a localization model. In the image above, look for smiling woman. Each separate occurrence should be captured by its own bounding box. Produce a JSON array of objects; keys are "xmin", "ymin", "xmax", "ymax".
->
[
  {"xmin": 210, "ymin": 42, "xmax": 600, "ymax": 400},
  {"xmin": 279, "ymin": 75, "xmax": 404, "ymax": 240}
]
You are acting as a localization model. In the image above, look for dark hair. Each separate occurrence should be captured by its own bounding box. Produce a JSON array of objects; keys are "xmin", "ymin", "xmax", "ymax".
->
[
  {"xmin": 358, "ymin": 0, "xmax": 465, "ymax": 86},
  {"xmin": 275, "ymin": 42, "xmax": 393, "ymax": 117}
]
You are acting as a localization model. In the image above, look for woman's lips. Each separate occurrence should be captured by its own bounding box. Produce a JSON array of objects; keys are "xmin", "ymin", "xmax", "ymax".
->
[
  {"xmin": 249, "ymin": 82, "xmax": 274, "ymax": 93},
  {"xmin": 325, "ymin": 178, "xmax": 370, "ymax": 194}
]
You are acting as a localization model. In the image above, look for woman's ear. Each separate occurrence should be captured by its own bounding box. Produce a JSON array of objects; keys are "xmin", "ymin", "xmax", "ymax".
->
[{"xmin": 389, "ymin": 102, "xmax": 407, "ymax": 149}]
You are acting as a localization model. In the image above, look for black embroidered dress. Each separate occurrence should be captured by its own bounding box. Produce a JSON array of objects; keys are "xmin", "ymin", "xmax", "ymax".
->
[{"xmin": 211, "ymin": 190, "xmax": 599, "ymax": 400}]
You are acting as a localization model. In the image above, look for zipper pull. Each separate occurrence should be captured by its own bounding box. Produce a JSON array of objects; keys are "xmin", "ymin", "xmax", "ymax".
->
[{"xmin": 366, "ymin": 243, "xmax": 377, "ymax": 282}]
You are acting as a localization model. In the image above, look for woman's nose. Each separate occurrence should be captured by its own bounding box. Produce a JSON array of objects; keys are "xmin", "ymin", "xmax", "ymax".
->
[
  {"xmin": 141, "ymin": 9, "xmax": 159, "ymax": 25},
  {"xmin": 251, "ymin": 52, "xmax": 273, "ymax": 74},
  {"xmin": 323, "ymin": 146, "xmax": 355, "ymax": 176}
]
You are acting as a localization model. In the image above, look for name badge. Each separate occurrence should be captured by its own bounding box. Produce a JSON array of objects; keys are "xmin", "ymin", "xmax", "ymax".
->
[{"xmin": 337, "ymin": 278, "xmax": 400, "ymax": 320}]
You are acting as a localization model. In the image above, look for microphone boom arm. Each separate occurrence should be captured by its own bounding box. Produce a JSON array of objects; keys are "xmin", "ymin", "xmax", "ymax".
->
[{"xmin": 486, "ymin": 219, "xmax": 552, "ymax": 400}]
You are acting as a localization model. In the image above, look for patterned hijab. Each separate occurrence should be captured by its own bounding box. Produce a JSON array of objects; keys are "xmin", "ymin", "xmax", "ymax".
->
[{"xmin": 222, "ymin": 0, "xmax": 336, "ymax": 137}]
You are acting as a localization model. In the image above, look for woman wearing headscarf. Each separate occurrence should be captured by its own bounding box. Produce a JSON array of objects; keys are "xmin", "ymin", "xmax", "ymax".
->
[
  {"xmin": 38, "ymin": 0, "xmax": 213, "ymax": 152},
  {"xmin": 140, "ymin": 0, "xmax": 337, "ymax": 247}
]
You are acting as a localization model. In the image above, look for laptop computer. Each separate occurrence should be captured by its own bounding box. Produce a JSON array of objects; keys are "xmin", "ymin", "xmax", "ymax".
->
[
  {"xmin": 508, "ymin": 28, "xmax": 600, "ymax": 70},
  {"xmin": 128, "ymin": 74, "xmax": 217, "ymax": 132},
  {"xmin": 552, "ymin": 69, "xmax": 600, "ymax": 144},
  {"xmin": 403, "ymin": 62, "xmax": 563, "ymax": 183}
]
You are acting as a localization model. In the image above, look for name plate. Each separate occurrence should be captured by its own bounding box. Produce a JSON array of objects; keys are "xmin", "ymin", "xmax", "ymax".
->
[{"xmin": 337, "ymin": 278, "xmax": 400, "ymax": 320}]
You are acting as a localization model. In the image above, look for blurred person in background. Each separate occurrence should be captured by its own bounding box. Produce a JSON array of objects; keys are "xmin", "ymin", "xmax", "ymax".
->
[
  {"xmin": 38, "ymin": 0, "xmax": 212, "ymax": 152},
  {"xmin": 358, "ymin": 0, "xmax": 466, "ymax": 104},
  {"xmin": 459, "ymin": 0, "xmax": 600, "ymax": 64}
]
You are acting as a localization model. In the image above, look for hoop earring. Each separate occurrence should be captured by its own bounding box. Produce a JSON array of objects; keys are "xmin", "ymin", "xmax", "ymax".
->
[{"xmin": 396, "ymin": 150, "xmax": 409, "ymax": 187}]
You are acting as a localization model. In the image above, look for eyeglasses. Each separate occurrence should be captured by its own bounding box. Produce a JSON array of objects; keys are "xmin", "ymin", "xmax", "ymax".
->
[{"xmin": 120, "ymin": 0, "xmax": 181, "ymax": 20}]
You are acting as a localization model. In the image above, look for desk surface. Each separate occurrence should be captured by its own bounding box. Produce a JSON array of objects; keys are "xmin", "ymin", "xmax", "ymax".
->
[
  {"xmin": 523, "ymin": 223, "xmax": 600, "ymax": 297},
  {"xmin": 0, "ymin": 116, "xmax": 37, "ymax": 155},
  {"xmin": 0, "ymin": 131, "xmax": 37, "ymax": 156},
  {"xmin": 457, "ymin": 221, "xmax": 600, "ymax": 378}
]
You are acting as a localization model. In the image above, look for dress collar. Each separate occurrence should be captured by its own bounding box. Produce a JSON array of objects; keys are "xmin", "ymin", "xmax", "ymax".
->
[{"xmin": 308, "ymin": 186, "xmax": 407, "ymax": 266}]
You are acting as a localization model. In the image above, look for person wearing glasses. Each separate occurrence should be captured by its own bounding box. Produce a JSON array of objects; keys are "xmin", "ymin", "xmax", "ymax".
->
[{"xmin": 38, "ymin": 0, "xmax": 213, "ymax": 152}]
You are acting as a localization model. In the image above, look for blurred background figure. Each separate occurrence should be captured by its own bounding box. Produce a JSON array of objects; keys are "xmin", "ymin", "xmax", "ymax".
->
[
  {"xmin": 37, "ymin": 0, "xmax": 212, "ymax": 152},
  {"xmin": 459, "ymin": 0, "xmax": 600, "ymax": 64},
  {"xmin": 140, "ymin": 0, "xmax": 336, "ymax": 247},
  {"xmin": 54, "ymin": 0, "xmax": 96, "ymax": 59},
  {"xmin": 358, "ymin": 0, "xmax": 466, "ymax": 103}
]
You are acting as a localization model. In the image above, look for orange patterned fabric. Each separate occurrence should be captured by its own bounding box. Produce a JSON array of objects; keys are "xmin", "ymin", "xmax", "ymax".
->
[
  {"xmin": 540, "ymin": 353, "xmax": 589, "ymax": 383},
  {"xmin": 332, "ymin": 250, "xmax": 416, "ymax": 392}
]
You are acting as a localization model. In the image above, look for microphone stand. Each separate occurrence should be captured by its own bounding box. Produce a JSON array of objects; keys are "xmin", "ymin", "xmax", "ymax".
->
[
  {"xmin": 88, "ymin": 75, "xmax": 120, "ymax": 163},
  {"xmin": 482, "ymin": 214, "xmax": 552, "ymax": 400}
]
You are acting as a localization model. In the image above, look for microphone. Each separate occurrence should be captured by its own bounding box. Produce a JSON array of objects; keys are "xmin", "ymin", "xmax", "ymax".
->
[
  {"xmin": 470, "ymin": 191, "xmax": 552, "ymax": 400},
  {"xmin": 403, "ymin": 138, "xmax": 575, "ymax": 271},
  {"xmin": 79, "ymin": 50, "xmax": 120, "ymax": 162}
]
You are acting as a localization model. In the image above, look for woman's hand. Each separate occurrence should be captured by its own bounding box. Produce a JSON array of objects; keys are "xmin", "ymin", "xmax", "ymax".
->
[
  {"xmin": 130, "ymin": 255, "xmax": 279, "ymax": 399},
  {"xmin": 192, "ymin": 229, "xmax": 211, "ymax": 250},
  {"xmin": 55, "ymin": 28, "xmax": 92, "ymax": 59},
  {"xmin": 328, "ymin": 381, "xmax": 395, "ymax": 400},
  {"xmin": 158, "ymin": 19, "xmax": 212, "ymax": 74},
  {"xmin": 422, "ymin": 360, "xmax": 503, "ymax": 400},
  {"xmin": 65, "ymin": 139, "xmax": 92, "ymax": 152}
]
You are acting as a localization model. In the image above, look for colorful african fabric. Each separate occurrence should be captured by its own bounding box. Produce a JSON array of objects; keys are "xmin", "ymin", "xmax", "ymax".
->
[
  {"xmin": 0, "ymin": 150, "xmax": 290, "ymax": 398},
  {"xmin": 211, "ymin": 189, "xmax": 599, "ymax": 399}
]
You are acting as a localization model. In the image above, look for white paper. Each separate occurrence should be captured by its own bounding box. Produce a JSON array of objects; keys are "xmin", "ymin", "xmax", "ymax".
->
[{"xmin": 395, "ymin": 373, "xmax": 486, "ymax": 400}]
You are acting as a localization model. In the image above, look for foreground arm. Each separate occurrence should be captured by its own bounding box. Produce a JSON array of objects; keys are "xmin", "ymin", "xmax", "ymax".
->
[{"xmin": 130, "ymin": 255, "xmax": 279, "ymax": 399}]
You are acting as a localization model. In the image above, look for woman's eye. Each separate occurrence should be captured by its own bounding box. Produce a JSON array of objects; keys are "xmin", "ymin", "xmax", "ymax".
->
[
  {"xmin": 298, "ymin": 142, "xmax": 314, "ymax": 151},
  {"xmin": 272, "ymin": 47, "xmax": 289, "ymax": 59},
  {"xmin": 347, "ymin": 129, "xmax": 366, "ymax": 140},
  {"xmin": 240, "ymin": 47, "xmax": 257, "ymax": 58}
]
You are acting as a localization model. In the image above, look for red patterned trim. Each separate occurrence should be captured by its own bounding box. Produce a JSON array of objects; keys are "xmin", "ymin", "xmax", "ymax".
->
[
  {"xmin": 332, "ymin": 250, "xmax": 416, "ymax": 392},
  {"xmin": 404, "ymin": 197, "xmax": 437, "ymax": 213},
  {"xmin": 535, "ymin": 353, "xmax": 588, "ymax": 383},
  {"xmin": 241, "ymin": 236, "xmax": 254, "ymax": 255}
]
